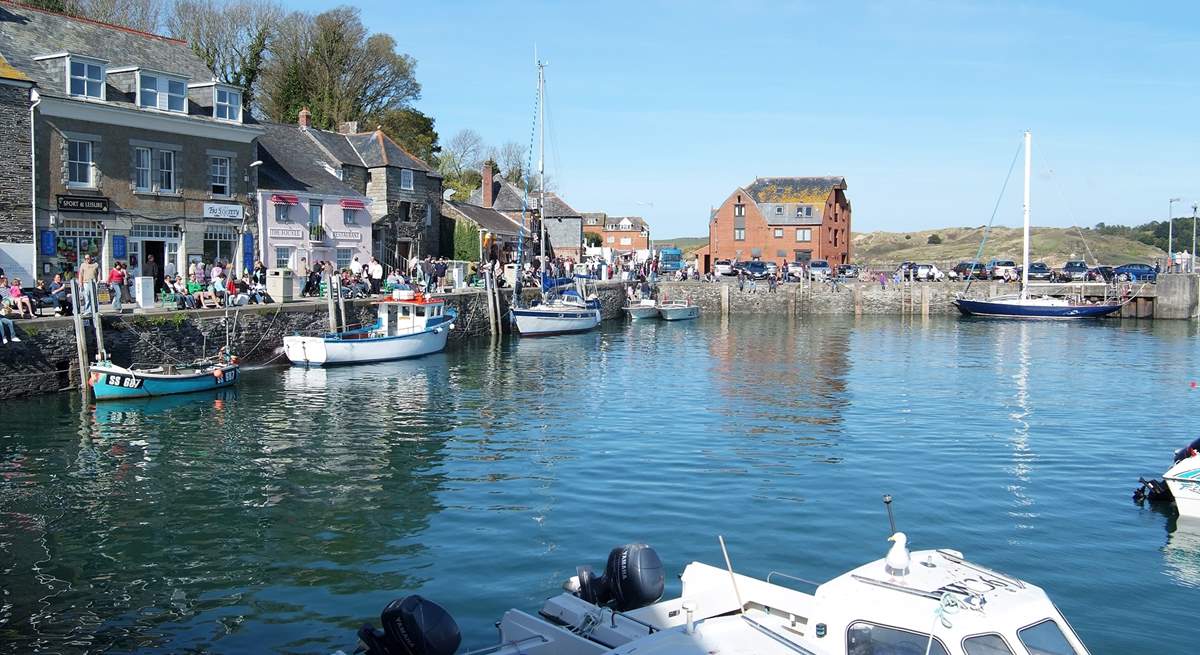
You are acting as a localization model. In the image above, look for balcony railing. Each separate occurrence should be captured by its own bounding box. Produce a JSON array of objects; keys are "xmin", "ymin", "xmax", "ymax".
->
[{"xmin": 308, "ymin": 223, "xmax": 326, "ymax": 242}]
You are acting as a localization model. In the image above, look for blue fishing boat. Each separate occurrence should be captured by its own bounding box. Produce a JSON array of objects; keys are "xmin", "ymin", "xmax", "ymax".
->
[{"xmin": 89, "ymin": 358, "xmax": 240, "ymax": 401}]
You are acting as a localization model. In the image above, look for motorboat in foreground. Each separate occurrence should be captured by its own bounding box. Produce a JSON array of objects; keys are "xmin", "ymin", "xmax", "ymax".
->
[
  {"xmin": 283, "ymin": 293, "xmax": 455, "ymax": 366},
  {"xmin": 1165, "ymin": 438, "xmax": 1200, "ymax": 518},
  {"xmin": 348, "ymin": 533, "xmax": 1091, "ymax": 655},
  {"xmin": 513, "ymin": 277, "xmax": 601, "ymax": 336},
  {"xmin": 625, "ymin": 299, "xmax": 659, "ymax": 320},
  {"xmin": 658, "ymin": 299, "xmax": 699, "ymax": 321},
  {"xmin": 90, "ymin": 356, "xmax": 239, "ymax": 401}
]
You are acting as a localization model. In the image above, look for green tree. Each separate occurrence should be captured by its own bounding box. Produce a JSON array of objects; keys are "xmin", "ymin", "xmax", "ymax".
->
[
  {"xmin": 452, "ymin": 220, "xmax": 481, "ymax": 262},
  {"xmin": 167, "ymin": 1, "xmax": 280, "ymax": 112},
  {"xmin": 927, "ymin": 233, "xmax": 942, "ymax": 245},
  {"xmin": 373, "ymin": 108, "xmax": 440, "ymax": 163},
  {"xmin": 584, "ymin": 231, "xmax": 602, "ymax": 247}
]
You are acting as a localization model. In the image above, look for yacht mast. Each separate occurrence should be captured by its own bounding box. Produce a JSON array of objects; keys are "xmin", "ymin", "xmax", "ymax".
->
[
  {"xmin": 538, "ymin": 59, "xmax": 546, "ymax": 263},
  {"xmin": 1021, "ymin": 130, "xmax": 1031, "ymax": 301}
]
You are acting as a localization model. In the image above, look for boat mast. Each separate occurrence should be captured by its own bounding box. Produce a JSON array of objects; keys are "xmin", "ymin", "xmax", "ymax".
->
[
  {"xmin": 537, "ymin": 59, "xmax": 546, "ymax": 265},
  {"xmin": 1021, "ymin": 130, "xmax": 1031, "ymax": 301}
]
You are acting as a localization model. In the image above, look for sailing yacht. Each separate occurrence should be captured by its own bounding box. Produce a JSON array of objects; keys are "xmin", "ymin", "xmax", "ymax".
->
[{"xmin": 954, "ymin": 131, "xmax": 1122, "ymax": 319}]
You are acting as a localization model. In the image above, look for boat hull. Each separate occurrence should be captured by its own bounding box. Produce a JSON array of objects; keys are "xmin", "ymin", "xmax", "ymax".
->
[
  {"xmin": 90, "ymin": 363, "xmax": 240, "ymax": 400},
  {"xmin": 1166, "ymin": 456, "xmax": 1200, "ymax": 518},
  {"xmin": 954, "ymin": 297, "xmax": 1121, "ymax": 318},
  {"xmin": 625, "ymin": 306, "xmax": 659, "ymax": 320},
  {"xmin": 659, "ymin": 305, "xmax": 699, "ymax": 321},
  {"xmin": 283, "ymin": 319, "xmax": 452, "ymax": 366},
  {"xmin": 513, "ymin": 307, "xmax": 601, "ymax": 336}
]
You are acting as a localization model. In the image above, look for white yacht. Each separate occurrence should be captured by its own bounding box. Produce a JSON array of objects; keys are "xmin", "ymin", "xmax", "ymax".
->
[{"xmin": 350, "ymin": 535, "xmax": 1090, "ymax": 655}]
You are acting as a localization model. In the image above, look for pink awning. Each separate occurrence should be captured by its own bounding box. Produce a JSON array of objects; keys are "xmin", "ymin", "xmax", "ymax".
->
[{"xmin": 270, "ymin": 194, "xmax": 300, "ymax": 205}]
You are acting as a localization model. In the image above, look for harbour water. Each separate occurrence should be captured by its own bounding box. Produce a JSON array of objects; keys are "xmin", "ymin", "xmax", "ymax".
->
[{"xmin": 1, "ymin": 316, "xmax": 1197, "ymax": 654}]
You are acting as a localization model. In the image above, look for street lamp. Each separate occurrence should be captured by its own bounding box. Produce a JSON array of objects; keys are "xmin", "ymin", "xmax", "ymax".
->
[
  {"xmin": 1169, "ymin": 197, "xmax": 1181, "ymax": 272},
  {"xmin": 1193, "ymin": 202, "xmax": 1198, "ymax": 273}
]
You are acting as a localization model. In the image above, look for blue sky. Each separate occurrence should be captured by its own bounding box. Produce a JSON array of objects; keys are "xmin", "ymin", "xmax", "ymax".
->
[{"xmin": 293, "ymin": 0, "xmax": 1200, "ymax": 238}]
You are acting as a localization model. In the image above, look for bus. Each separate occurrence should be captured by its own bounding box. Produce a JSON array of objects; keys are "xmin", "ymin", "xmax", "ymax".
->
[{"xmin": 658, "ymin": 247, "xmax": 683, "ymax": 272}]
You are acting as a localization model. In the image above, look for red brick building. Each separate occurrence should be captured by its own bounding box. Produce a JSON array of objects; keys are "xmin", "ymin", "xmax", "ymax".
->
[
  {"xmin": 704, "ymin": 177, "xmax": 851, "ymax": 272},
  {"xmin": 582, "ymin": 212, "xmax": 650, "ymax": 251}
]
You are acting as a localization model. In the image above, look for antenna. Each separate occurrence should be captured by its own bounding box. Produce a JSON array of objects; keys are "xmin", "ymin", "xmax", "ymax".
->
[{"xmin": 882, "ymin": 494, "xmax": 897, "ymax": 535}]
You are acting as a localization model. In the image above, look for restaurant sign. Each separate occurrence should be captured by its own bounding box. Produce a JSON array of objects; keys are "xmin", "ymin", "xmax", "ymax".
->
[
  {"xmin": 57, "ymin": 195, "xmax": 109, "ymax": 213},
  {"xmin": 330, "ymin": 230, "xmax": 362, "ymax": 241}
]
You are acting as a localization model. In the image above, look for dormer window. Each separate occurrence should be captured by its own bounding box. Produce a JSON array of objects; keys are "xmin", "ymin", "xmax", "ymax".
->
[
  {"xmin": 139, "ymin": 72, "xmax": 187, "ymax": 112},
  {"xmin": 214, "ymin": 87, "xmax": 241, "ymax": 122},
  {"xmin": 69, "ymin": 57, "xmax": 104, "ymax": 99}
]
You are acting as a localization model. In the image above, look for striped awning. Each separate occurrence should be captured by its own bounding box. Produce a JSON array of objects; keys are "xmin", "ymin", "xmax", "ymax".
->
[
  {"xmin": 270, "ymin": 194, "xmax": 300, "ymax": 205},
  {"xmin": 339, "ymin": 198, "xmax": 366, "ymax": 210}
]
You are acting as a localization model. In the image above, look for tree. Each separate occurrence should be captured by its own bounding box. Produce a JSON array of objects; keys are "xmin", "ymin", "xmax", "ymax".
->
[
  {"xmin": 167, "ymin": 0, "xmax": 281, "ymax": 112},
  {"xmin": 17, "ymin": 1, "xmax": 77, "ymax": 14},
  {"xmin": 927, "ymin": 233, "xmax": 942, "ymax": 245},
  {"xmin": 438, "ymin": 129, "xmax": 484, "ymax": 178},
  {"xmin": 496, "ymin": 141, "xmax": 527, "ymax": 185},
  {"xmin": 584, "ymin": 231, "xmax": 602, "ymax": 247},
  {"xmin": 373, "ymin": 108, "xmax": 439, "ymax": 163},
  {"xmin": 78, "ymin": 0, "xmax": 162, "ymax": 32}
]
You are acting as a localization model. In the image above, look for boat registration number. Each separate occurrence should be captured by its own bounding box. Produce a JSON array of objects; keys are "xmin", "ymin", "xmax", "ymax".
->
[
  {"xmin": 218, "ymin": 369, "xmax": 238, "ymax": 384},
  {"xmin": 105, "ymin": 374, "xmax": 143, "ymax": 389}
]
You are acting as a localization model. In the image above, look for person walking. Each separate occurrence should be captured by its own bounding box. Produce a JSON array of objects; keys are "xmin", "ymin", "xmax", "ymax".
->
[
  {"xmin": 737, "ymin": 268, "xmax": 746, "ymax": 292},
  {"xmin": 107, "ymin": 261, "xmax": 126, "ymax": 312},
  {"xmin": 78, "ymin": 253, "xmax": 99, "ymax": 313},
  {"xmin": 144, "ymin": 254, "xmax": 161, "ymax": 296}
]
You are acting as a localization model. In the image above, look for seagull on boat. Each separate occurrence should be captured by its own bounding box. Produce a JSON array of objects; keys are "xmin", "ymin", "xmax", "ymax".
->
[{"xmin": 885, "ymin": 532, "xmax": 910, "ymax": 577}]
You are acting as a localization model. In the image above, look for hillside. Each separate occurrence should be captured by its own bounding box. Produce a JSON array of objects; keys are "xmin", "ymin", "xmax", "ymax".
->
[
  {"xmin": 655, "ymin": 237, "xmax": 709, "ymax": 254},
  {"xmin": 852, "ymin": 226, "xmax": 1166, "ymax": 267}
]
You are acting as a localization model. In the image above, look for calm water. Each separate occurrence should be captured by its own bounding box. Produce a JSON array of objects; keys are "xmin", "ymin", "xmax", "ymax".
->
[{"xmin": 1, "ymin": 316, "xmax": 1198, "ymax": 654}]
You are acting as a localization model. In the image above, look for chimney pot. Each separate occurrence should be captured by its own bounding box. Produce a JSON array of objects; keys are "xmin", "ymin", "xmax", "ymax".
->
[
  {"xmin": 482, "ymin": 161, "xmax": 495, "ymax": 208},
  {"xmin": 337, "ymin": 121, "xmax": 359, "ymax": 135},
  {"xmin": 298, "ymin": 107, "xmax": 312, "ymax": 129}
]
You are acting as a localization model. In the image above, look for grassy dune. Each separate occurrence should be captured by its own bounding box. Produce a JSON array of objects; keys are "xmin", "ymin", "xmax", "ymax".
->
[{"xmin": 853, "ymin": 226, "xmax": 1166, "ymax": 267}]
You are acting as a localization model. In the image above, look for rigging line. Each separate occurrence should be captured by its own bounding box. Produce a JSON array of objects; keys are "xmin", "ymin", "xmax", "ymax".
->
[
  {"xmin": 1041, "ymin": 163, "xmax": 1099, "ymax": 267},
  {"xmin": 965, "ymin": 138, "xmax": 1024, "ymax": 295},
  {"xmin": 513, "ymin": 67, "xmax": 540, "ymax": 314}
]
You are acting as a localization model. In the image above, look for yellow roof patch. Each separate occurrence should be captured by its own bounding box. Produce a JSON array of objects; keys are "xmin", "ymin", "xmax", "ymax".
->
[{"xmin": 0, "ymin": 53, "xmax": 31, "ymax": 82}]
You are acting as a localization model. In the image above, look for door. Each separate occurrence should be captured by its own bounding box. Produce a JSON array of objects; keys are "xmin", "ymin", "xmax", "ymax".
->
[{"xmin": 143, "ymin": 240, "xmax": 165, "ymax": 292}]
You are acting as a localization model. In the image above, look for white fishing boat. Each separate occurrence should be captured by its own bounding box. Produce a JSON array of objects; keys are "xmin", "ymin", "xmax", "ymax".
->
[
  {"xmin": 283, "ymin": 293, "xmax": 455, "ymax": 366},
  {"xmin": 658, "ymin": 299, "xmax": 699, "ymax": 321},
  {"xmin": 1165, "ymin": 439, "xmax": 1200, "ymax": 518},
  {"xmin": 350, "ymin": 529, "xmax": 1091, "ymax": 655},
  {"xmin": 625, "ymin": 299, "xmax": 659, "ymax": 320}
]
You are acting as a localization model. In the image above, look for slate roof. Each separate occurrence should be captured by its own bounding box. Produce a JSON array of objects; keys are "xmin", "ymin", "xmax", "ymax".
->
[
  {"xmin": 0, "ymin": 1, "xmax": 215, "ymax": 87},
  {"xmin": 0, "ymin": 51, "xmax": 29, "ymax": 82},
  {"xmin": 467, "ymin": 179, "xmax": 581, "ymax": 218},
  {"xmin": 345, "ymin": 131, "xmax": 433, "ymax": 172},
  {"xmin": 744, "ymin": 176, "xmax": 847, "ymax": 226},
  {"xmin": 607, "ymin": 216, "xmax": 647, "ymax": 230},
  {"xmin": 306, "ymin": 128, "xmax": 365, "ymax": 167},
  {"xmin": 444, "ymin": 201, "xmax": 523, "ymax": 236},
  {"xmin": 257, "ymin": 122, "xmax": 364, "ymax": 198}
]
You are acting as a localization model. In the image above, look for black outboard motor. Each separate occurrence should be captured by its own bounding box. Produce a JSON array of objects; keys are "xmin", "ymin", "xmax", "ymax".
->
[
  {"xmin": 576, "ymin": 543, "xmax": 665, "ymax": 612},
  {"xmin": 357, "ymin": 595, "xmax": 461, "ymax": 655},
  {"xmin": 1133, "ymin": 477, "xmax": 1174, "ymax": 504}
]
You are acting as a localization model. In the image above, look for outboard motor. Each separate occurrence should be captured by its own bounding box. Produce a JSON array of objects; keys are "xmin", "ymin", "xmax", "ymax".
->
[
  {"xmin": 357, "ymin": 595, "xmax": 461, "ymax": 655},
  {"xmin": 1133, "ymin": 477, "xmax": 1174, "ymax": 504},
  {"xmin": 576, "ymin": 543, "xmax": 665, "ymax": 612}
]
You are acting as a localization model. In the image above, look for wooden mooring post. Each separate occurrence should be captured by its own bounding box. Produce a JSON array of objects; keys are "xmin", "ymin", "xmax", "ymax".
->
[{"xmin": 69, "ymin": 280, "xmax": 91, "ymax": 401}]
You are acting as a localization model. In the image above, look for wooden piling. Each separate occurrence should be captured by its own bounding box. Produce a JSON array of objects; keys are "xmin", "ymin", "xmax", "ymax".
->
[
  {"xmin": 335, "ymin": 276, "xmax": 348, "ymax": 332},
  {"xmin": 324, "ymin": 272, "xmax": 338, "ymax": 333},
  {"xmin": 854, "ymin": 283, "xmax": 863, "ymax": 316},
  {"xmin": 88, "ymin": 281, "xmax": 106, "ymax": 362},
  {"xmin": 69, "ymin": 280, "xmax": 91, "ymax": 401},
  {"xmin": 921, "ymin": 285, "xmax": 930, "ymax": 317},
  {"xmin": 721, "ymin": 283, "xmax": 730, "ymax": 316}
]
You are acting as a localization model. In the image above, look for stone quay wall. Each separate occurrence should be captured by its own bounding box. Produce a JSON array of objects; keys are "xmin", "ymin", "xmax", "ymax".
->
[{"xmin": 657, "ymin": 279, "xmax": 969, "ymax": 315}]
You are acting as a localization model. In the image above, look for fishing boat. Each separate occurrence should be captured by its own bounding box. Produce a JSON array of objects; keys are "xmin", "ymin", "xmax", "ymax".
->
[
  {"xmin": 1165, "ymin": 439, "xmax": 1200, "ymax": 518},
  {"xmin": 90, "ymin": 357, "xmax": 239, "ymax": 401},
  {"xmin": 350, "ymin": 527, "xmax": 1092, "ymax": 655},
  {"xmin": 625, "ymin": 298, "xmax": 659, "ymax": 320},
  {"xmin": 513, "ymin": 277, "xmax": 602, "ymax": 336},
  {"xmin": 658, "ymin": 299, "xmax": 700, "ymax": 321},
  {"xmin": 955, "ymin": 131, "xmax": 1122, "ymax": 319},
  {"xmin": 283, "ymin": 293, "xmax": 456, "ymax": 366}
]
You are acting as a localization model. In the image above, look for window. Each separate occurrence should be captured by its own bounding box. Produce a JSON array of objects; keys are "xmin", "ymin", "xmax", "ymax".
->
[
  {"xmin": 158, "ymin": 150, "xmax": 176, "ymax": 192},
  {"xmin": 963, "ymin": 634, "xmax": 1015, "ymax": 655},
  {"xmin": 139, "ymin": 74, "xmax": 158, "ymax": 108},
  {"xmin": 774, "ymin": 228, "xmax": 783, "ymax": 238},
  {"xmin": 401, "ymin": 169, "xmax": 414, "ymax": 190},
  {"xmin": 167, "ymin": 79, "xmax": 187, "ymax": 112},
  {"xmin": 140, "ymin": 74, "xmax": 187, "ymax": 112},
  {"xmin": 606, "ymin": 236, "xmax": 615, "ymax": 243},
  {"xmin": 275, "ymin": 246, "xmax": 292, "ymax": 270},
  {"xmin": 308, "ymin": 202, "xmax": 324, "ymax": 240},
  {"xmin": 343, "ymin": 209, "xmax": 357, "ymax": 225},
  {"xmin": 215, "ymin": 87, "xmax": 241, "ymax": 122},
  {"xmin": 424, "ymin": 204, "xmax": 432, "ymax": 226},
  {"xmin": 734, "ymin": 228, "xmax": 745, "ymax": 241},
  {"xmin": 775, "ymin": 206, "xmax": 783, "ymax": 215},
  {"xmin": 203, "ymin": 225, "xmax": 237, "ymax": 265},
  {"xmin": 275, "ymin": 204, "xmax": 290, "ymax": 222},
  {"xmin": 69, "ymin": 59, "xmax": 103, "ymax": 98},
  {"xmin": 134, "ymin": 147, "xmax": 152, "ymax": 191},
  {"xmin": 336, "ymin": 248, "xmax": 353, "ymax": 270},
  {"xmin": 734, "ymin": 203, "xmax": 745, "ymax": 217},
  {"xmin": 847, "ymin": 622, "xmax": 949, "ymax": 655},
  {"xmin": 68, "ymin": 140, "xmax": 93, "ymax": 187},
  {"xmin": 1017, "ymin": 620, "xmax": 1079, "ymax": 655},
  {"xmin": 796, "ymin": 228, "xmax": 812, "ymax": 242},
  {"xmin": 209, "ymin": 156, "xmax": 230, "ymax": 196},
  {"xmin": 620, "ymin": 237, "xmax": 632, "ymax": 246}
]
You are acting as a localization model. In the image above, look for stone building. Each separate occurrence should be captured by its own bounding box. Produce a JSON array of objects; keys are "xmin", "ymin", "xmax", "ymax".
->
[
  {"xmin": 582, "ymin": 212, "xmax": 651, "ymax": 252},
  {"xmin": 254, "ymin": 120, "xmax": 373, "ymax": 273},
  {"xmin": 441, "ymin": 200, "xmax": 526, "ymax": 263},
  {"xmin": 297, "ymin": 111, "xmax": 443, "ymax": 272},
  {"xmin": 468, "ymin": 162, "xmax": 583, "ymax": 260},
  {"xmin": 0, "ymin": 1, "xmax": 263, "ymax": 287},
  {"xmin": 705, "ymin": 176, "xmax": 851, "ymax": 273},
  {"xmin": 0, "ymin": 51, "xmax": 32, "ymax": 280}
]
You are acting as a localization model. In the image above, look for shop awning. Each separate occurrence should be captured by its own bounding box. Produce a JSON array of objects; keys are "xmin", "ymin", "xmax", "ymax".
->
[
  {"xmin": 270, "ymin": 194, "xmax": 300, "ymax": 205},
  {"xmin": 339, "ymin": 198, "xmax": 366, "ymax": 210}
]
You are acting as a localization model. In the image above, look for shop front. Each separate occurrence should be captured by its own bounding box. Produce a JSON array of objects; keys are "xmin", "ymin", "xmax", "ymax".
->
[{"xmin": 259, "ymin": 192, "xmax": 372, "ymax": 275}]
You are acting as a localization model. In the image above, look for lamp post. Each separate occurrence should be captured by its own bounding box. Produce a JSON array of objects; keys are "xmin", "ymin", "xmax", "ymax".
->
[
  {"xmin": 1193, "ymin": 202, "xmax": 1198, "ymax": 273},
  {"xmin": 1169, "ymin": 197, "xmax": 1181, "ymax": 273}
]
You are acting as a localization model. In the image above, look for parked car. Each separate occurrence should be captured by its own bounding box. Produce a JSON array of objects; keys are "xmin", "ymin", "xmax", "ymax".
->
[
  {"xmin": 951, "ymin": 261, "xmax": 988, "ymax": 280},
  {"xmin": 743, "ymin": 261, "xmax": 769, "ymax": 279},
  {"xmin": 1087, "ymin": 265, "xmax": 1115, "ymax": 282},
  {"xmin": 987, "ymin": 259, "xmax": 1018, "ymax": 280},
  {"xmin": 714, "ymin": 259, "xmax": 734, "ymax": 276},
  {"xmin": 911, "ymin": 263, "xmax": 945, "ymax": 281},
  {"xmin": 765, "ymin": 261, "xmax": 779, "ymax": 277},
  {"xmin": 786, "ymin": 261, "xmax": 807, "ymax": 280},
  {"xmin": 1020, "ymin": 262, "xmax": 1052, "ymax": 281},
  {"xmin": 1113, "ymin": 263, "xmax": 1158, "ymax": 282},
  {"xmin": 836, "ymin": 264, "xmax": 860, "ymax": 280},
  {"xmin": 1060, "ymin": 260, "xmax": 1089, "ymax": 281},
  {"xmin": 808, "ymin": 260, "xmax": 831, "ymax": 280}
]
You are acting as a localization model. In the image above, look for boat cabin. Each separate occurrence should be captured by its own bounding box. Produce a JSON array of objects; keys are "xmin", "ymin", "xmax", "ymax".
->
[{"xmin": 373, "ymin": 295, "xmax": 448, "ymax": 337}]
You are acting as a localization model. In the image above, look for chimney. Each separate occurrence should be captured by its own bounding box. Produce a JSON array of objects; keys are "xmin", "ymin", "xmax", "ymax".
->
[
  {"xmin": 337, "ymin": 121, "xmax": 359, "ymax": 135},
  {"xmin": 481, "ymin": 161, "xmax": 495, "ymax": 208},
  {"xmin": 298, "ymin": 107, "xmax": 311, "ymax": 129}
]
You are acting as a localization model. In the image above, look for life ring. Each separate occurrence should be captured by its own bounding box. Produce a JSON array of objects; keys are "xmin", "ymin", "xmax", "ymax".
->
[
  {"xmin": 213, "ymin": 368, "xmax": 224, "ymax": 379},
  {"xmin": 88, "ymin": 371, "xmax": 101, "ymax": 386}
]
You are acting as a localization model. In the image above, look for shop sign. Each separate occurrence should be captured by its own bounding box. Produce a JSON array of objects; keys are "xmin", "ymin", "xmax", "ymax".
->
[
  {"xmin": 57, "ymin": 195, "xmax": 109, "ymax": 213},
  {"xmin": 40, "ymin": 229, "xmax": 57, "ymax": 256},
  {"xmin": 203, "ymin": 203, "xmax": 244, "ymax": 220},
  {"xmin": 112, "ymin": 235, "xmax": 127, "ymax": 259},
  {"xmin": 331, "ymin": 230, "xmax": 362, "ymax": 241},
  {"xmin": 242, "ymin": 233, "xmax": 254, "ymax": 269},
  {"xmin": 268, "ymin": 227, "xmax": 304, "ymax": 239}
]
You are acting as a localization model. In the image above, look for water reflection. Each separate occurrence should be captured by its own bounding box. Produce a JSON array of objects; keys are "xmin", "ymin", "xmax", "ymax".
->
[{"xmin": 1163, "ymin": 517, "xmax": 1200, "ymax": 589}]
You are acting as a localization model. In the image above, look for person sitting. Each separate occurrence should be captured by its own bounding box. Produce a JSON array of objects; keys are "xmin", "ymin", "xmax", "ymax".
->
[
  {"xmin": 7, "ymin": 278, "xmax": 34, "ymax": 318},
  {"xmin": 48, "ymin": 274, "xmax": 70, "ymax": 315},
  {"xmin": 0, "ymin": 305, "xmax": 18, "ymax": 343},
  {"xmin": 226, "ymin": 275, "xmax": 249, "ymax": 306},
  {"xmin": 302, "ymin": 269, "xmax": 322, "ymax": 297},
  {"xmin": 172, "ymin": 276, "xmax": 196, "ymax": 309}
]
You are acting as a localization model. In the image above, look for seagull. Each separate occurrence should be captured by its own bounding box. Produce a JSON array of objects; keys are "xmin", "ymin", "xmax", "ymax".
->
[{"xmin": 885, "ymin": 532, "xmax": 910, "ymax": 577}]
